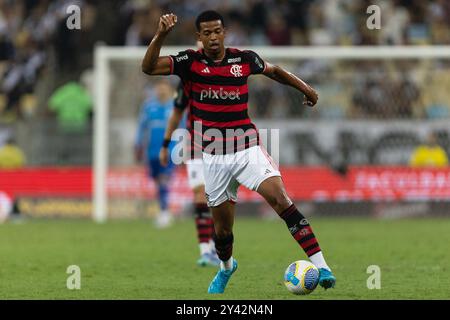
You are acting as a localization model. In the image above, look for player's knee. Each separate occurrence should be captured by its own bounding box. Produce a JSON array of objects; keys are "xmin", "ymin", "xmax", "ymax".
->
[
  {"xmin": 266, "ymin": 191, "xmax": 291, "ymax": 212},
  {"xmin": 192, "ymin": 185, "xmax": 205, "ymax": 202}
]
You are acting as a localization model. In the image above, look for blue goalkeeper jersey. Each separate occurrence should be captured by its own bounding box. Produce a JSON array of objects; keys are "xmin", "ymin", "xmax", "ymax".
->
[{"xmin": 135, "ymin": 98, "xmax": 174, "ymax": 160}]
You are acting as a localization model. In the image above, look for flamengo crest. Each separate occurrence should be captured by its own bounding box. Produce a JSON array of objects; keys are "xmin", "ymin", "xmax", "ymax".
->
[{"xmin": 230, "ymin": 64, "xmax": 243, "ymax": 77}]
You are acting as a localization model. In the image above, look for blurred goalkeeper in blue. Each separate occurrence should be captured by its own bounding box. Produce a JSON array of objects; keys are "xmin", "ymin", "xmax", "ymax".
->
[{"xmin": 135, "ymin": 79, "xmax": 177, "ymax": 228}]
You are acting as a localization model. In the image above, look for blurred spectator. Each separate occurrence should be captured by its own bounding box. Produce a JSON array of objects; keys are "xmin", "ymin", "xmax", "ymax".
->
[
  {"xmin": 224, "ymin": 20, "xmax": 248, "ymax": 46},
  {"xmin": 428, "ymin": 0, "xmax": 450, "ymax": 44},
  {"xmin": 351, "ymin": 62, "xmax": 388, "ymax": 118},
  {"xmin": 125, "ymin": 4, "xmax": 161, "ymax": 46},
  {"xmin": 266, "ymin": 12, "xmax": 291, "ymax": 46},
  {"xmin": 0, "ymin": 138, "xmax": 25, "ymax": 169},
  {"xmin": 409, "ymin": 132, "xmax": 449, "ymax": 168},
  {"xmin": 380, "ymin": 0, "xmax": 410, "ymax": 45},
  {"xmin": 0, "ymin": 32, "xmax": 45, "ymax": 120},
  {"xmin": 394, "ymin": 75, "xmax": 420, "ymax": 118},
  {"xmin": 48, "ymin": 79, "xmax": 92, "ymax": 132},
  {"xmin": 349, "ymin": 61, "xmax": 422, "ymax": 119}
]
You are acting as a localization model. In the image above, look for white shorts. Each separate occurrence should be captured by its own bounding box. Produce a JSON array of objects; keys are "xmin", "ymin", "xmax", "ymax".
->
[
  {"xmin": 202, "ymin": 145, "xmax": 281, "ymax": 207},
  {"xmin": 186, "ymin": 158, "xmax": 205, "ymax": 189}
]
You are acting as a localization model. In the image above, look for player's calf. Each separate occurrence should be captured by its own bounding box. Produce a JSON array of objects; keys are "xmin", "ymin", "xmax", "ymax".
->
[
  {"xmin": 213, "ymin": 232, "xmax": 234, "ymax": 269},
  {"xmin": 279, "ymin": 204, "xmax": 335, "ymax": 288},
  {"xmin": 194, "ymin": 203, "xmax": 214, "ymax": 251},
  {"xmin": 258, "ymin": 177, "xmax": 334, "ymax": 285},
  {"xmin": 194, "ymin": 202, "xmax": 218, "ymax": 266}
]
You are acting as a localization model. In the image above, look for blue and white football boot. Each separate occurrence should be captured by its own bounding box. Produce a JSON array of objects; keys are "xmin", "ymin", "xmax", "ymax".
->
[
  {"xmin": 207, "ymin": 259, "xmax": 238, "ymax": 294},
  {"xmin": 318, "ymin": 268, "xmax": 336, "ymax": 289}
]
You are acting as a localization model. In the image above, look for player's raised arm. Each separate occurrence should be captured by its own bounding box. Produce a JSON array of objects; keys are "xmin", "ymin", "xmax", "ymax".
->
[
  {"xmin": 141, "ymin": 13, "xmax": 178, "ymax": 75},
  {"xmin": 263, "ymin": 62, "xmax": 319, "ymax": 107}
]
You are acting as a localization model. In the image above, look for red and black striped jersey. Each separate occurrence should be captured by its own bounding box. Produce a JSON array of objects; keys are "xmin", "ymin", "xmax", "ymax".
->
[{"xmin": 169, "ymin": 48, "xmax": 266, "ymax": 155}]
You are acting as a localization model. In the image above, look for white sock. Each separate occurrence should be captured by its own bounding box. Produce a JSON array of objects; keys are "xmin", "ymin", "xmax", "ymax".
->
[
  {"xmin": 199, "ymin": 243, "xmax": 210, "ymax": 256},
  {"xmin": 209, "ymin": 239, "xmax": 216, "ymax": 254},
  {"xmin": 220, "ymin": 257, "xmax": 234, "ymax": 271},
  {"xmin": 309, "ymin": 251, "xmax": 330, "ymax": 270},
  {"xmin": 160, "ymin": 210, "xmax": 170, "ymax": 217}
]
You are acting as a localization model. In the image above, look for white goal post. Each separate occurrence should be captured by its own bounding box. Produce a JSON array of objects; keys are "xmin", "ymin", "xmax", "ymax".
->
[{"xmin": 93, "ymin": 45, "xmax": 450, "ymax": 223}]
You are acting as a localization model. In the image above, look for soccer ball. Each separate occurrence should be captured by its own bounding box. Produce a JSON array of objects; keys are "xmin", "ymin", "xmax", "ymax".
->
[{"xmin": 284, "ymin": 260, "xmax": 320, "ymax": 295}]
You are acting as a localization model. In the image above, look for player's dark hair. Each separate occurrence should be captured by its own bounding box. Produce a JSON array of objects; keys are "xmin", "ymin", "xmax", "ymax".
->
[{"xmin": 195, "ymin": 10, "xmax": 225, "ymax": 31}]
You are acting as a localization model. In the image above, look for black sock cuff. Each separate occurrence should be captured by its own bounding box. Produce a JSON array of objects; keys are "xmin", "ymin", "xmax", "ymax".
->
[
  {"xmin": 280, "ymin": 204, "xmax": 297, "ymax": 220},
  {"xmin": 279, "ymin": 204, "xmax": 308, "ymax": 227},
  {"xmin": 195, "ymin": 203, "xmax": 210, "ymax": 218},
  {"xmin": 214, "ymin": 233, "xmax": 234, "ymax": 261}
]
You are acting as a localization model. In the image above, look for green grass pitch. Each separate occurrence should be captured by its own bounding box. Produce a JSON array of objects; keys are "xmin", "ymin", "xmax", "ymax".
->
[{"xmin": 0, "ymin": 216, "xmax": 449, "ymax": 299}]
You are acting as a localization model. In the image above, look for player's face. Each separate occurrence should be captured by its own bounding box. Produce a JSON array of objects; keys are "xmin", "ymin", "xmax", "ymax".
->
[{"xmin": 197, "ymin": 20, "xmax": 225, "ymax": 56}]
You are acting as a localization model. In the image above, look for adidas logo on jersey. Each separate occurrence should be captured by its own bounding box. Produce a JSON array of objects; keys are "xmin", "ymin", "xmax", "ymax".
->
[{"xmin": 202, "ymin": 67, "xmax": 210, "ymax": 73}]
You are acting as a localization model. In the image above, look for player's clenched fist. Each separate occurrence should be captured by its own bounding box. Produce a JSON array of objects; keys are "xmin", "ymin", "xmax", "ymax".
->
[
  {"xmin": 157, "ymin": 13, "xmax": 177, "ymax": 36},
  {"xmin": 303, "ymin": 88, "xmax": 318, "ymax": 107}
]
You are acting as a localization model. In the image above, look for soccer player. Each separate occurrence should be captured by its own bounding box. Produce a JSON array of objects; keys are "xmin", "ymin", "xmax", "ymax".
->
[
  {"xmin": 142, "ymin": 10, "xmax": 336, "ymax": 293},
  {"xmin": 160, "ymin": 78, "xmax": 220, "ymax": 267},
  {"xmin": 135, "ymin": 79, "xmax": 175, "ymax": 228}
]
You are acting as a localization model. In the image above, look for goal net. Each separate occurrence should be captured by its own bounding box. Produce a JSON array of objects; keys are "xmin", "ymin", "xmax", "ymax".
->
[{"xmin": 93, "ymin": 46, "xmax": 450, "ymax": 222}]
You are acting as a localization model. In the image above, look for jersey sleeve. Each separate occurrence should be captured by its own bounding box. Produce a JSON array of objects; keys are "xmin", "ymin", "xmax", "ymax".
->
[
  {"xmin": 169, "ymin": 50, "xmax": 194, "ymax": 79},
  {"xmin": 245, "ymin": 50, "xmax": 266, "ymax": 75},
  {"xmin": 174, "ymin": 81, "xmax": 189, "ymax": 111}
]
